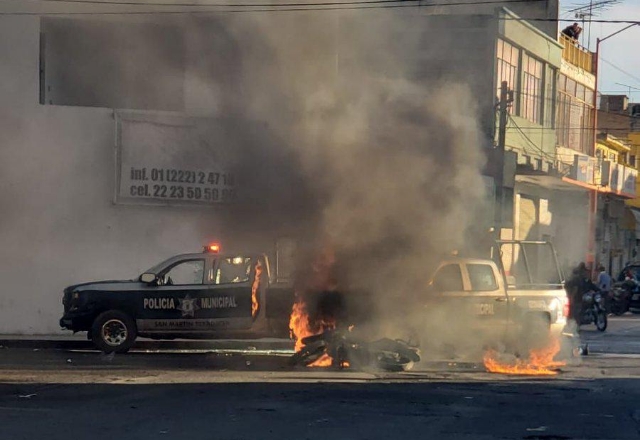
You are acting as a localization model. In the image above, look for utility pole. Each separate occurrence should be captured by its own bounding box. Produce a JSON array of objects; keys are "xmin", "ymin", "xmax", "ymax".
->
[
  {"xmin": 495, "ymin": 81, "xmax": 513, "ymax": 235},
  {"xmin": 498, "ymin": 81, "xmax": 509, "ymax": 155}
]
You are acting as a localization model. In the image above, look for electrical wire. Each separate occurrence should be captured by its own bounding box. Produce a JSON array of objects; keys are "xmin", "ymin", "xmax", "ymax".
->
[
  {"xmin": 33, "ymin": 0, "xmax": 542, "ymax": 7},
  {"xmin": 0, "ymin": 0, "xmax": 551, "ymax": 15},
  {"xmin": 600, "ymin": 57, "xmax": 640, "ymax": 87},
  {"xmin": 0, "ymin": 0, "xmax": 637, "ymax": 17},
  {"xmin": 506, "ymin": 114, "xmax": 557, "ymax": 161}
]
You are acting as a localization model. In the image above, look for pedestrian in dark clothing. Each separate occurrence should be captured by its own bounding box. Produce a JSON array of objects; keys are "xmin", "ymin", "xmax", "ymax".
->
[
  {"xmin": 565, "ymin": 262, "xmax": 597, "ymax": 324},
  {"xmin": 562, "ymin": 23, "xmax": 582, "ymax": 41}
]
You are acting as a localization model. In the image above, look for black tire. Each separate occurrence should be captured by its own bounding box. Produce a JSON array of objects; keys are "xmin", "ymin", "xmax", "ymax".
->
[
  {"xmin": 91, "ymin": 310, "xmax": 137, "ymax": 353},
  {"xmin": 595, "ymin": 310, "xmax": 608, "ymax": 332},
  {"xmin": 374, "ymin": 351, "xmax": 415, "ymax": 372}
]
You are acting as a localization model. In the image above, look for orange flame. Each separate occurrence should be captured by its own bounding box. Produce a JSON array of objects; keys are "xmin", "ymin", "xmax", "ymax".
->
[
  {"xmin": 251, "ymin": 260, "xmax": 263, "ymax": 319},
  {"xmin": 289, "ymin": 298, "xmax": 336, "ymax": 367},
  {"xmin": 288, "ymin": 245, "xmax": 339, "ymax": 368},
  {"xmin": 483, "ymin": 338, "xmax": 566, "ymax": 376}
]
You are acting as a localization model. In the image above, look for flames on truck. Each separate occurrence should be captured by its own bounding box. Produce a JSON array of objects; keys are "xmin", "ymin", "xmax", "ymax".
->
[{"xmin": 287, "ymin": 240, "xmax": 571, "ymax": 374}]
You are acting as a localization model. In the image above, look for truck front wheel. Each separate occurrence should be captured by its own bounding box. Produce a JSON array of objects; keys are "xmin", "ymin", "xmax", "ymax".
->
[{"xmin": 91, "ymin": 310, "xmax": 137, "ymax": 353}]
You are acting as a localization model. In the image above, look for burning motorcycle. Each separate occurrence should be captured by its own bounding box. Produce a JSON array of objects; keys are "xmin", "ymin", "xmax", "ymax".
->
[
  {"xmin": 290, "ymin": 329, "xmax": 421, "ymax": 372},
  {"xmin": 579, "ymin": 290, "xmax": 607, "ymax": 331}
]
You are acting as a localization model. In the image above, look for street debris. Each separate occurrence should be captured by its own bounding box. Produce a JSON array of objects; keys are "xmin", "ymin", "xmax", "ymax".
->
[{"xmin": 290, "ymin": 328, "xmax": 420, "ymax": 371}]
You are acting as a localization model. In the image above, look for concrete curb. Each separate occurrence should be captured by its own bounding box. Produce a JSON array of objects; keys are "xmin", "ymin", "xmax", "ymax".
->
[{"xmin": 0, "ymin": 337, "xmax": 294, "ymax": 351}]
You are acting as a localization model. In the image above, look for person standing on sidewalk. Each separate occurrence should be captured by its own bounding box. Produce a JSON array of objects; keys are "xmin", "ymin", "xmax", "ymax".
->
[
  {"xmin": 597, "ymin": 265, "xmax": 612, "ymax": 296},
  {"xmin": 597, "ymin": 265, "xmax": 613, "ymax": 314}
]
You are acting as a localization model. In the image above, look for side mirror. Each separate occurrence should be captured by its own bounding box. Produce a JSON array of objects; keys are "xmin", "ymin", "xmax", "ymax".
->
[{"xmin": 140, "ymin": 273, "xmax": 157, "ymax": 284}]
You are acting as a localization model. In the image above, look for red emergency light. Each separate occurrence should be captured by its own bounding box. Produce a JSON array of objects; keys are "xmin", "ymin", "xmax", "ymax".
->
[{"xmin": 203, "ymin": 243, "xmax": 221, "ymax": 254}]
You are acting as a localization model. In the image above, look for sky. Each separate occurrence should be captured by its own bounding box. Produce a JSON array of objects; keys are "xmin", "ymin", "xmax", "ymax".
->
[{"xmin": 560, "ymin": 0, "xmax": 640, "ymax": 102}]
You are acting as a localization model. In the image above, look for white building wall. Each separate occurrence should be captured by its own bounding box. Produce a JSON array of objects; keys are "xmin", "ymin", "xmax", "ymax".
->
[{"xmin": 0, "ymin": 17, "xmax": 221, "ymax": 334}]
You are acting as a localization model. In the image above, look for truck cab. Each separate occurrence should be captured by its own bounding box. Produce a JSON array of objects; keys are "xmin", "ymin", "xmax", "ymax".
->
[{"xmin": 423, "ymin": 241, "xmax": 569, "ymax": 356}]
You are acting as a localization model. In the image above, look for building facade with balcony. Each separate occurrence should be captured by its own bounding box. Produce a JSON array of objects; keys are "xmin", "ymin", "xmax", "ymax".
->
[
  {"xmin": 541, "ymin": 34, "xmax": 640, "ymax": 274},
  {"xmin": 593, "ymin": 134, "xmax": 638, "ymax": 273},
  {"xmin": 491, "ymin": 23, "xmax": 599, "ymax": 270},
  {"xmin": 0, "ymin": 3, "xmax": 571, "ymax": 333},
  {"xmin": 595, "ymin": 97, "xmax": 640, "ymax": 270}
]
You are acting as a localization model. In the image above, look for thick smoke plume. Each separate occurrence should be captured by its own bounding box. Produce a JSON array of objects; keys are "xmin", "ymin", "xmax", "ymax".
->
[
  {"xmin": 0, "ymin": 9, "xmax": 491, "ymax": 336},
  {"xmin": 214, "ymin": 11, "xmax": 491, "ymax": 345}
]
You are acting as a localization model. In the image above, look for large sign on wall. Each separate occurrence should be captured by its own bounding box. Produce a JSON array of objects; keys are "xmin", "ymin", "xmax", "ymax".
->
[{"xmin": 115, "ymin": 112, "xmax": 236, "ymax": 205}]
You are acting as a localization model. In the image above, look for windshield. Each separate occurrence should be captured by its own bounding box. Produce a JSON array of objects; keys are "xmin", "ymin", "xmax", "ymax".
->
[
  {"xmin": 498, "ymin": 242, "xmax": 563, "ymax": 287},
  {"xmin": 142, "ymin": 255, "xmax": 190, "ymax": 276}
]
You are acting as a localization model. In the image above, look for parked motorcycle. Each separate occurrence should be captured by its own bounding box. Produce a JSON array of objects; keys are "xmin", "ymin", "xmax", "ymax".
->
[
  {"xmin": 580, "ymin": 290, "xmax": 607, "ymax": 331},
  {"xmin": 608, "ymin": 283, "xmax": 631, "ymax": 316},
  {"xmin": 290, "ymin": 329, "xmax": 421, "ymax": 372}
]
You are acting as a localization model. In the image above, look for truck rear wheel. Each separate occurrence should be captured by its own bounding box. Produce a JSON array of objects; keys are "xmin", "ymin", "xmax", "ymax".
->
[{"xmin": 91, "ymin": 310, "xmax": 137, "ymax": 353}]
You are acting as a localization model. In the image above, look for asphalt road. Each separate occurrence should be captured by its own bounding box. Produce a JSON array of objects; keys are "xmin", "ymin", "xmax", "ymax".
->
[{"xmin": 1, "ymin": 316, "xmax": 640, "ymax": 440}]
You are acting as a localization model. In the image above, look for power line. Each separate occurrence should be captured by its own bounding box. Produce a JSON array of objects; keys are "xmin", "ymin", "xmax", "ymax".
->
[
  {"xmin": 507, "ymin": 114, "xmax": 556, "ymax": 161},
  {"xmin": 34, "ymin": 0, "xmax": 542, "ymax": 7},
  {"xmin": 0, "ymin": 0, "xmax": 636, "ymax": 16},
  {"xmin": 0, "ymin": 0, "xmax": 548, "ymax": 15},
  {"xmin": 600, "ymin": 57, "xmax": 640, "ymax": 87}
]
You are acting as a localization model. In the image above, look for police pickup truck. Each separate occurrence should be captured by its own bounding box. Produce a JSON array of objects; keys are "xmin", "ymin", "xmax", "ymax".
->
[
  {"xmin": 60, "ymin": 244, "xmax": 293, "ymax": 352},
  {"xmin": 422, "ymin": 240, "xmax": 569, "ymax": 353}
]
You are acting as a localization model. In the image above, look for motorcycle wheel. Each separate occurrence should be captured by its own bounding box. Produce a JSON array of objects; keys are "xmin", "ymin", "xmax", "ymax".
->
[
  {"xmin": 374, "ymin": 351, "xmax": 415, "ymax": 372},
  {"xmin": 595, "ymin": 310, "xmax": 608, "ymax": 332}
]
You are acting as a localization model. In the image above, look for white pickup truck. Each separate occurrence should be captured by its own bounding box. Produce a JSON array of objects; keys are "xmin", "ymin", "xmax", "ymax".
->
[{"xmin": 423, "ymin": 240, "xmax": 569, "ymax": 355}]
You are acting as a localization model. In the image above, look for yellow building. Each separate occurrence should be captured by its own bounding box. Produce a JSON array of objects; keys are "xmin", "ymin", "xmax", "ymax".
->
[{"xmin": 627, "ymin": 133, "xmax": 640, "ymax": 209}]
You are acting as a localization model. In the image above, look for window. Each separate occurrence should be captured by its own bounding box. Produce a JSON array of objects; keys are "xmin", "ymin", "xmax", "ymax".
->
[
  {"xmin": 576, "ymin": 83, "xmax": 585, "ymax": 102},
  {"xmin": 215, "ymin": 257, "xmax": 252, "ymax": 284},
  {"xmin": 496, "ymin": 39, "xmax": 519, "ymax": 115},
  {"xmin": 544, "ymin": 65, "xmax": 556, "ymax": 128},
  {"xmin": 522, "ymin": 54, "xmax": 543, "ymax": 124},
  {"xmin": 467, "ymin": 264, "xmax": 498, "ymax": 291},
  {"xmin": 432, "ymin": 264, "xmax": 464, "ymax": 292},
  {"xmin": 164, "ymin": 260, "xmax": 205, "ymax": 285},
  {"xmin": 556, "ymin": 73, "xmax": 595, "ymax": 154},
  {"xmin": 40, "ymin": 18, "xmax": 185, "ymax": 110},
  {"xmin": 557, "ymin": 74, "xmax": 566, "ymax": 92}
]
